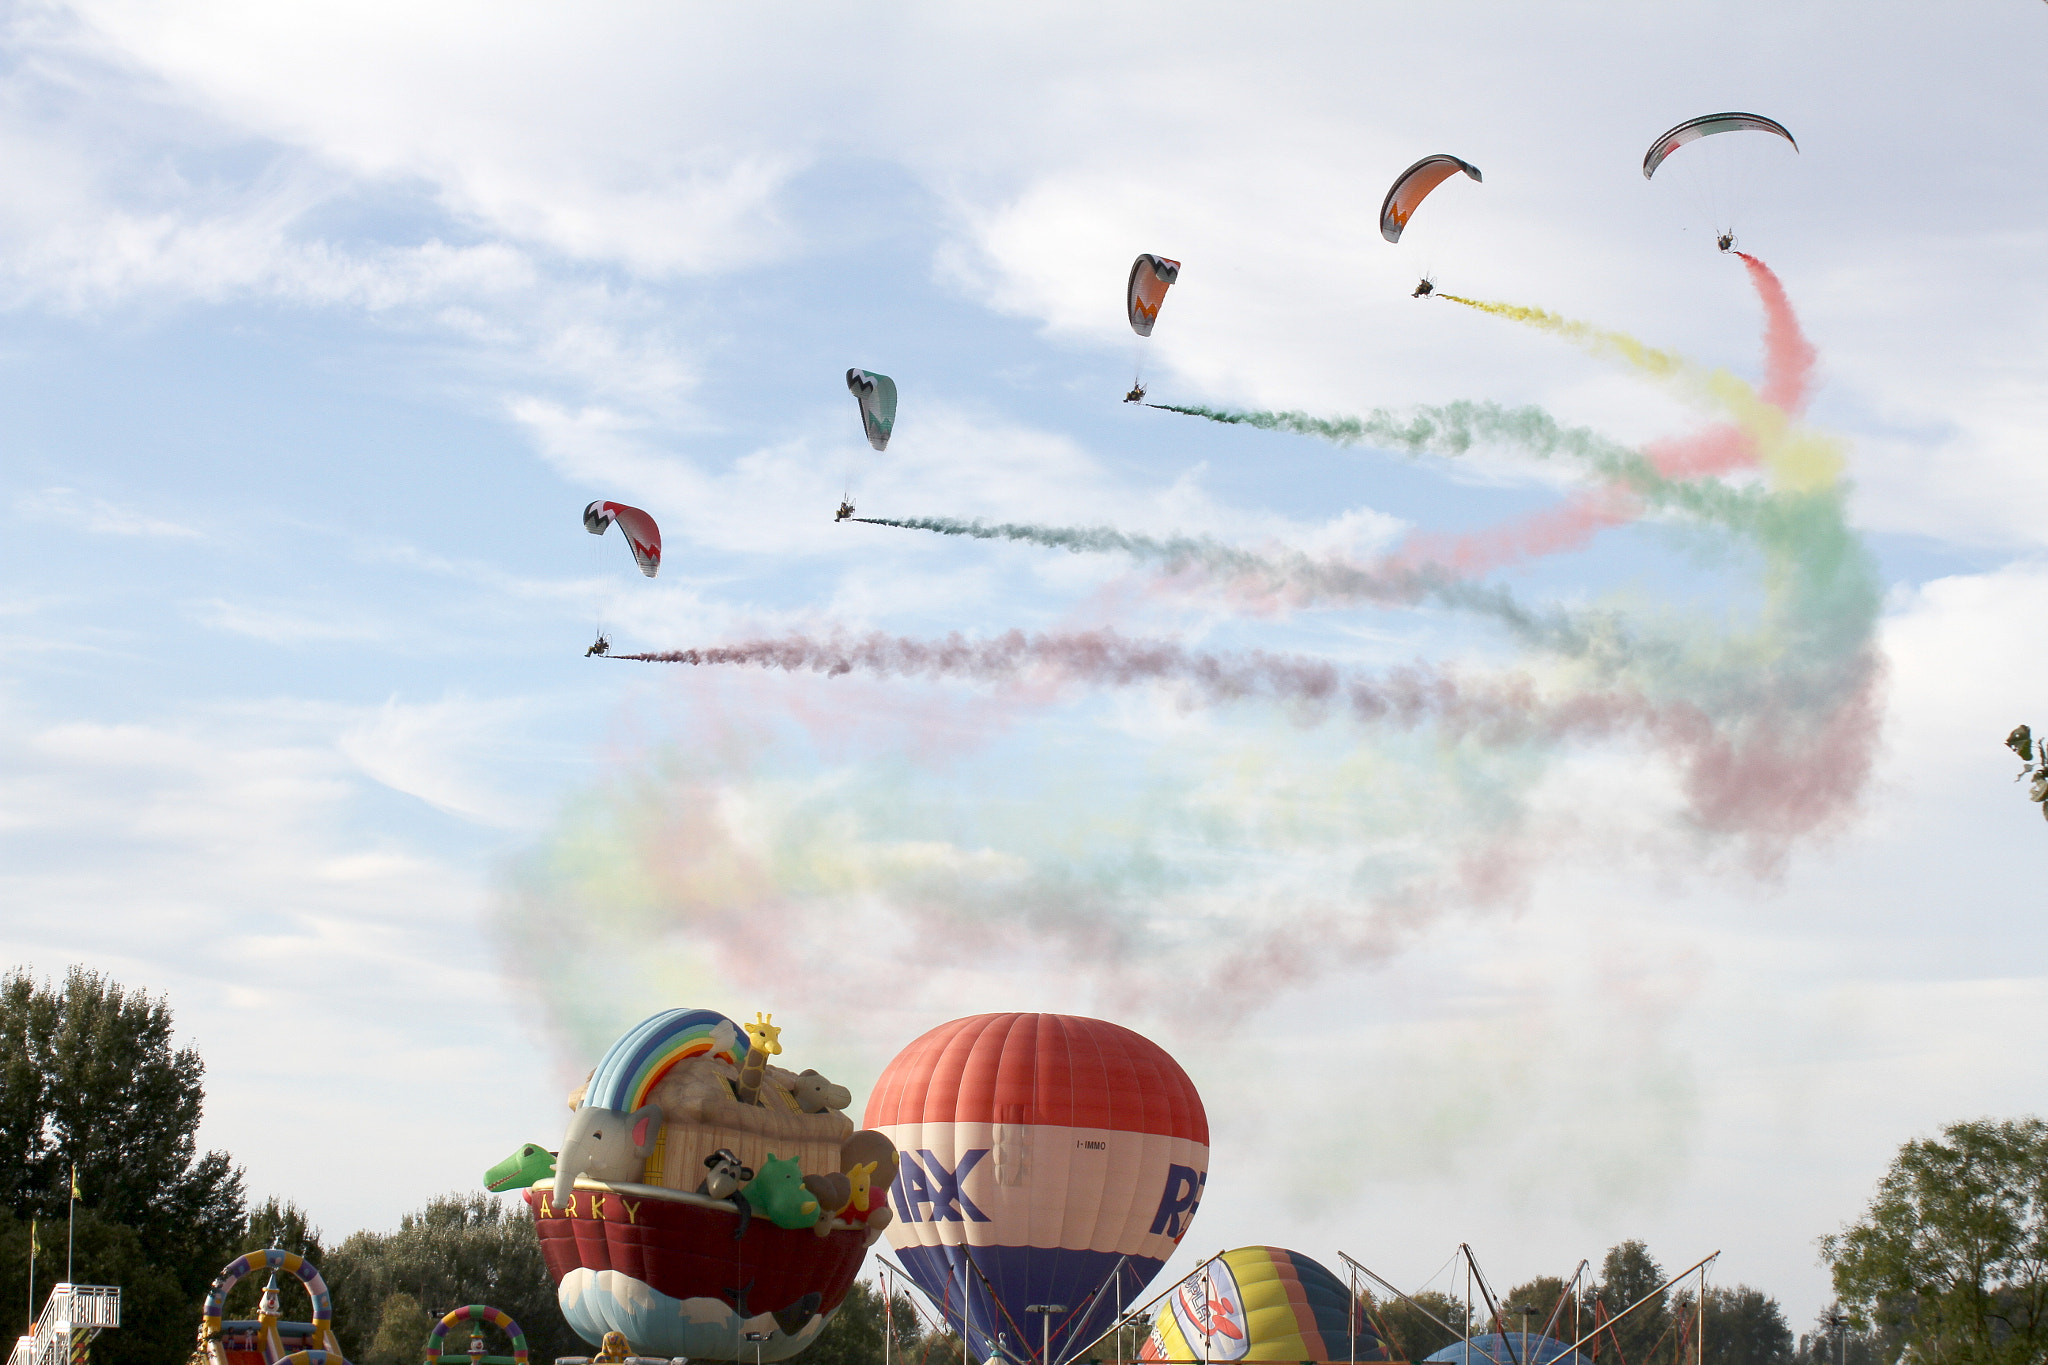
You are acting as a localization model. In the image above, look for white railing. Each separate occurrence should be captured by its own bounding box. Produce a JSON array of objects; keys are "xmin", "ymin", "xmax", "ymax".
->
[
  {"xmin": 20, "ymin": 1285, "xmax": 122, "ymax": 1365},
  {"xmin": 56, "ymin": 1288, "xmax": 120, "ymax": 1331}
]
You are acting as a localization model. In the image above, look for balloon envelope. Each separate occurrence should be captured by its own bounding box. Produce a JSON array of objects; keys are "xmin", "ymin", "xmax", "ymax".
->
[
  {"xmin": 1141, "ymin": 1247, "xmax": 1390, "ymax": 1364},
  {"xmin": 866, "ymin": 1013, "xmax": 1209, "ymax": 1365},
  {"xmin": 1427, "ymin": 1335, "xmax": 1596, "ymax": 1365}
]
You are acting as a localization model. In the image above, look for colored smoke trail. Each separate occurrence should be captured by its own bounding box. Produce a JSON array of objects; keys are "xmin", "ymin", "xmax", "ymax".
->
[
  {"xmin": 500, "ymin": 260, "xmax": 1882, "ymax": 1043},
  {"xmin": 1736, "ymin": 252, "xmax": 1817, "ymax": 414},
  {"xmin": 1439, "ymin": 296, "xmax": 1695, "ymax": 385},
  {"xmin": 1151, "ymin": 399, "xmax": 1643, "ymax": 474},
  {"xmin": 611, "ymin": 613, "xmax": 1878, "ymax": 854},
  {"xmin": 850, "ymin": 514, "xmax": 1619, "ymax": 654}
]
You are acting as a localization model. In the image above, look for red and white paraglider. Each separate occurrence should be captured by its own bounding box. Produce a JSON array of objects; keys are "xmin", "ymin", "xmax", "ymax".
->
[
  {"xmin": 581, "ymin": 499, "xmax": 661, "ymax": 656},
  {"xmin": 584, "ymin": 500, "xmax": 661, "ymax": 577}
]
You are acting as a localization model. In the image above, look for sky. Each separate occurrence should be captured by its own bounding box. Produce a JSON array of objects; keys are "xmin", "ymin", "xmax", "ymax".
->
[{"xmin": 3, "ymin": 0, "xmax": 2048, "ymax": 1339}]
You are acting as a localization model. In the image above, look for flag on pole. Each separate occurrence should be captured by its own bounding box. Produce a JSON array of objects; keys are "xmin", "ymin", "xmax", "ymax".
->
[{"xmin": 70, "ymin": 1165, "xmax": 79, "ymax": 1199}]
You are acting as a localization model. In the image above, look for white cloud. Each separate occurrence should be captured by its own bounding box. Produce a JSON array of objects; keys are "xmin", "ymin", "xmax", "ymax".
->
[
  {"xmin": 338, "ymin": 693, "xmax": 546, "ymax": 829},
  {"xmin": 0, "ymin": 689, "xmax": 572, "ymax": 1238},
  {"xmin": 18, "ymin": 486, "xmax": 201, "ymax": 537}
]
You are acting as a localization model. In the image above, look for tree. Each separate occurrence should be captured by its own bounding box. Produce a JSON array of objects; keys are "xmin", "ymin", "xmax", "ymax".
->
[
  {"xmin": 1590, "ymin": 1243, "xmax": 1672, "ymax": 1365},
  {"xmin": 0, "ymin": 967, "xmax": 246, "ymax": 1365},
  {"xmin": 363, "ymin": 1291, "xmax": 433, "ymax": 1365},
  {"xmin": 322, "ymin": 1193, "xmax": 582, "ymax": 1365},
  {"xmin": 1791, "ymin": 1306, "xmax": 1898, "ymax": 1365},
  {"xmin": 1370, "ymin": 1290, "xmax": 1470, "ymax": 1362},
  {"xmin": 802, "ymin": 1278, "xmax": 925, "ymax": 1365},
  {"xmin": 1822, "ymin": 1118, "xmax": 2048, "ymax": 1365},
  {"xmin": 1504, "ymin": 1277, "xmax": 1579, "ymax": 1344},
  {"xmin": 219, "ymin": 1197, "xmax": 328, "ymax": 1321},
  {"xmin": 1670, "ymin": 1286, "xmax": 1791, "ymax": 1365}
]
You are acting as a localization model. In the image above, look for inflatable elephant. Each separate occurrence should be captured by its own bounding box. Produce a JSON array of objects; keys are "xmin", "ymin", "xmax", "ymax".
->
[{"xmin": 550, "ymin": 1102, "xmax": 662, "ymax": 1209}]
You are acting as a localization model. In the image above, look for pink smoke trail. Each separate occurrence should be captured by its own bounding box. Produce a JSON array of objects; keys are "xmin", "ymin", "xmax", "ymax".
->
[
  {"xmin": 615, "ymin": 628, "xmax": 1876, "ymax": 855},
  {"xmin": 1736, "ymin": 252, "xmax": 1818, "ymax": 415},
  {"xmin": 1389, "ymin": 486, "xmax": 1642, "ymax": 577}
]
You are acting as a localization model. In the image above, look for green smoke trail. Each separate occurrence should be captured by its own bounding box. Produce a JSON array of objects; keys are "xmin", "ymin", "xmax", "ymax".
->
[
  {"xmin": 1152, "ymin": 400, "xmax": 1641, "ymax": 474},
  {"xmin": 852, "ymin": 515, "xmax": 1638, "ymax": 666}
]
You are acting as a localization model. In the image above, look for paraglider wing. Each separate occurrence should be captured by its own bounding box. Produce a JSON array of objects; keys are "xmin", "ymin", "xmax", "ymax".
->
[
  {"xmin": 1141, "ymin": 1247, "xmax": 1389, "ymax": 1364},
  {"xmin": 846, "ymin": 369, "xmax": 898, "ymax": 452},
  {"xmin": 584, "ymin": 500, "xmax": 662, "ymax": 578},
  {"xmin": 1379, "ymin": 155, "xmax": 1482, "ymax": 244},
  {"xmin": 866, "ymin": 1013, "xmax": 1209, "ymax": 1365},
  {"xmin": 1127, "ymin": 254, "xmax": 1181, "ymax": 337},
  {"xmin": 1642, "ymin": 112, "xmax": 1797, "ymax": 179}
]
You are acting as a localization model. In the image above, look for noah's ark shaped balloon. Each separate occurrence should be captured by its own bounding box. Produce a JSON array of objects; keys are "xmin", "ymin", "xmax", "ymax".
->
[{"xmin": 485, "ymin": 1009, "xmax": 896, "ymax": 1363}]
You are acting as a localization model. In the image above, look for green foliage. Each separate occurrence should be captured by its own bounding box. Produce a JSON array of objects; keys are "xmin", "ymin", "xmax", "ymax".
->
[
  {"xmin": 321, "ymin": 1193, "xmax": 582, "ymax": 1365},
  {"xmin": 1822, "ymin": 1117, "xmax": 2048, "ymax": 1365},
  {"xmin": 1503, "ymin": 1278, "xmax": 1577, "ymax": 1342},
  {"xmin": 1674, "ymin": 1286, "xmax": 1792, "ymax": 1365},
  {"xmin": 1792, "ymin": 1307, "xmax": 1900, "ymax": 1365},
  {"xmin": 801, "ymin": 1279, "xmax": 925, "ymax": 1365},
  {"xmin": 1369, "ymin": 1289, "xmax": 1470, "ymax": 1362},
  {"xmin": 0, "ymin": 967, "xmax": 246, "ymax": 1365},
  {"xmin": 219, "ymin": 1198, "xmax": 328, "ymax": 1322},
  {"xmin": 363, "ymin": 1290, "xmax": 433, "ymax": 1365},
  {"xmin": 1592, "ymin": 1242, "xmax": 1672, "ymax": 1365}
]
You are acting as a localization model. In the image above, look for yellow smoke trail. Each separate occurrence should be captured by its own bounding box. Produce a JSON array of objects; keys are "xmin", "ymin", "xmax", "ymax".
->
[
  {"xmin": 1440, "ymin": 294, "xmax": 1842, "ymax": 495},
  {"xmin": 1439, "ymin": 295, "xmax": 1692, "ymax": 382}
]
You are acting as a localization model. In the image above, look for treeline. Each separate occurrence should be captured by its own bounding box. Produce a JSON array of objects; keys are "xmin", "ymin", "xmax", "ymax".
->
[
  {"xmin": 1364, "ymin": 1241, "xmax": 1800, "ymax": 1365},
  {"xmin": 10, "ymin": 967, "xmax": 2048, "ymax": 1365},
  {"xmin": 0, "ymin": 968, "xmax": 594, "ymax": 1365}
]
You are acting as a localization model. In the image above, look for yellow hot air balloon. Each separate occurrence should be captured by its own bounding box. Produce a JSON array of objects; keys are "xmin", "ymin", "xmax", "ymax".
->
[{"xmin": 1141, "ymin": 1246, "xmax": 1390, "ymax": 1363}]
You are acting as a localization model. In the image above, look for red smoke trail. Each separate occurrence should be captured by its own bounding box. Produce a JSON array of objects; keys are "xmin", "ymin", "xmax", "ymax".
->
[
  {"xmin": 1646, "ymin": 421, "xmax": 1755, "ymax": 479},
  {"xmin": 617, "ymin": 628, "xmax": 1874, "ymax": 855},
  {"xmin": 619, "ymin": 628, "xmax": 1670, "ymax": 740},
  {"xmin": 1389, "ymin": 486, "xmax": 1641, "ymax": 576},
  {"xmin": 1736, "ymin": 252, "xmax": 1817, "ymax": 416}
]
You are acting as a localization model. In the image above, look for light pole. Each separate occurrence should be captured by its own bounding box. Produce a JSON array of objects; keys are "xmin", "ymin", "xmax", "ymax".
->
[
  {"xmin": 1026, "ymin": 1304, "xmax": 1067, "ymax": 1365},
  {"xmin": 1820, "ymin": 1308, "xmax": 1846, "ymax": 1365},
  {"xmin": 1508, "ymin": 1305, "xmax": 1535, "ymax": 1363},
  {"xmin": 744, "ymin": 1330, "xmax": 768, "ymax": 1365}
]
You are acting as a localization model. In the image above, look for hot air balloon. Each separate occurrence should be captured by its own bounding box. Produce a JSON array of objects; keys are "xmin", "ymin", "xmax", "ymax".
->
[
  {"xmin": 523, "ymin": 1008, "xmax": 895, "ymax": 1362},
  {"xmin": 1140, "ymin": 1247, "xmax": 1390, "ymax": 1364},
  {"xmin": 1379, "ymin": 155, "xmax": 1482, "ymax": 245},
  {"xmin": 865, "ymin": 1013, "xmax": 1209, "ymax": 1365},
  {"xmin": 584, "ymin": 500, "xmax": 661, "ymax": 577},
  {"xmin": 848, "ymin": 369, "xmax": 898, "ymax": 451},
  {"xmin": 1426, "ymin": 1335, "xmax": 1595, "ymax": 1365}
]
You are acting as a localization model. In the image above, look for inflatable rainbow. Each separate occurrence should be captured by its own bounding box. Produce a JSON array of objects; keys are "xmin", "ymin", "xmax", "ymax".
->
[{"xmin": 586, "ymin": 1007, "xmax": 747, "ymax": 1111}]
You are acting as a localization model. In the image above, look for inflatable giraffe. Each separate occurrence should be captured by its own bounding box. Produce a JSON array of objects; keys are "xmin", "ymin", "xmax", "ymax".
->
[{"xmin": 733, "ymin": 1012, "xmax": 782, "ymax": 1106}]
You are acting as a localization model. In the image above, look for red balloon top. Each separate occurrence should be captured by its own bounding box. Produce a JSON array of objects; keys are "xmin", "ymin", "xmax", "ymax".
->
[{"xmin": 864, "ymin": 1012, "xmax": 1207, "ymax": 1144}]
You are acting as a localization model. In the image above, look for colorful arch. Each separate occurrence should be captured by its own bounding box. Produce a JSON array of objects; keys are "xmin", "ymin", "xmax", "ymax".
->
[
  {"xmin": 202, "ymin": 1250, "xmax": 341, "ymax": 1364},
  {"xmin": 426, "ymin": 1306, "xmax": 530, "ymax": 1365},
  {"xmin": 584, "ymin": 1007, "xmax": 748, "ymax": 1112},
  {"xmin": 274, "ymin": 1353, "xmax": 347, "ymax": 1365}
]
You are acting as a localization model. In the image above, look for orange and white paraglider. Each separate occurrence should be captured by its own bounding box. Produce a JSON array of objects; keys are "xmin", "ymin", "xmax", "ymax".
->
[
  {"xmin": 1381, "ymin": 154, "xmax": 1481, "ymax": 298},
  {"xmin": 1124, "ymin": 254, "xmax": 1180, "ymax": 402}
]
